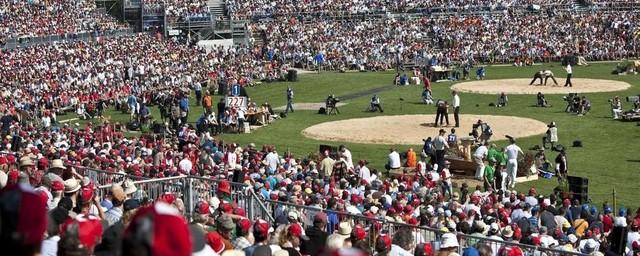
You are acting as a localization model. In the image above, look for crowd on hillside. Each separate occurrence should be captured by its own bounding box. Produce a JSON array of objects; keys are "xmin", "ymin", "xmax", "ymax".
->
[
  {"xmin": 0, "ymin": 33, "xmax": 291, "ymax": 129},
  {"xmin": 0, "ymin": 0, "xmax": 127, "ymax": 45},
  {"xmin": 248, "ymin": 12, "xmax": 639, "ymax": 71},
  {"xmin": 2, "ymin": 2, "xmax": 640, "ymax": 256},
  {"xmin": 224, "ymin": 0, "xmax": 577, "ymax": 19}
]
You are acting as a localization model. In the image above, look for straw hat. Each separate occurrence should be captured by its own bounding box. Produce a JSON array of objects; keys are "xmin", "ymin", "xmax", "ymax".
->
[
  {"xmin": 336, "ymin": 222, "xmax": 352, "ymax": 237},
  {"xmin": 19, "ymin": 158, "xmax": 34, "ymax": 167},
  {"xmin": 50, "ymin": 159, "xmax": 66, "ymax": 170},
  {"xmin": 64, "ymin": 178, "xmax": 81, "ymax": 193}
]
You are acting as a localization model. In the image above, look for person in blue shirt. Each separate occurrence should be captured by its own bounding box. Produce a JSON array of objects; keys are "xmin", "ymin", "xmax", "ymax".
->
[
  {"xmin": 138, "ymin": 104, "xmax": 150, "ymax": 125},
  {"xmin": 127, "ymin": 94, "xmax": 137, "ymax": 114},
  {"xmin": 179, "ymin": 95, "xmax": 189, "ymax": 124},
  {"xmin": 399, "ymin": 74, "xmax": 409, "ymax": 86},
  {"xmin": 195, "ymin": 114, "xmax": 207, "ymax": 134},
  {"xmin": 314, "ymin": 52, "xmax": 325, "ymax": 72},
  {"xmin": 285, "ymin": 87, "xmax": 294, "ymax": 113},
  {"xmin": 476, "ymin": 67, "xmax": 486, "ymax": 80}
]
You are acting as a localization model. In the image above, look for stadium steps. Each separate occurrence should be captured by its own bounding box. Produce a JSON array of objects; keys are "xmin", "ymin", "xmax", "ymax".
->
[
  {"xmin": 207, "ymin": 0, "xmax": 228, "ymax": 21},
  {"xmin": 572, "ymin": 0, "xmax": 589, "ymax": 12}
]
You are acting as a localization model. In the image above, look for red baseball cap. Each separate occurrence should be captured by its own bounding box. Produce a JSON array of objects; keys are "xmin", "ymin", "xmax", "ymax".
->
[
  {"xmin": 376, "ymin": 234, "xmax": 392, "ymax": 251},
  {"xmin": 124, "ymin": 202, "xmax": 192, "ymax": 256},
  {"xmin": 233, "ymin": 207, "xmax": 245, "ymax": 217},
  {"xmin": 81, "ymin": 187, "xmax": 94, "ymax": 202},
  {"xmin": 217, "ymin": 181, "xmax": 231, "ymax": 195},
  {"xmin": 158, "ymin": 192, "xmax": 176, "ymax": 204},
  {"xmin": 0, "ymin": 184, "xmax": 48, "ymax": 246},
  {"xmin": 237, "ymin": 218, "xmax": 252, "ymax": 233},
  {"xmin": 206, "ymin": 231, "xmax": 225, "ymax": 254},
  {"xmin": 195, "ymin": 201, "xmax": 210, "ymax": 215},
  {"xmin": 288, "ymin": 223, "xmax": 309, "ymax": 240},
  {"xmin": 60, "ymin": 214, "xmax": 104, "ymax": 250},
  {"xmin": 51, "ymin": 180, "xmax": 64, "ymax": 191},
  {"xmin": 352, "ymin": 225, "xmax": 366, "ymax": 241},
  {"xmin": 253, "ymin": 219, "xmax": 272, "ymax": 238}
]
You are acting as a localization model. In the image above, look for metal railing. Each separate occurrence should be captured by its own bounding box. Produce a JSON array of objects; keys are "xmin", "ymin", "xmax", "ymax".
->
[
  {"xmin": 85, "ymin": 170, "xmax": 273, "ymax": 222},
  {"xmin": 259, "ymin": 199, "xmax": 587, "ymax": 256}
]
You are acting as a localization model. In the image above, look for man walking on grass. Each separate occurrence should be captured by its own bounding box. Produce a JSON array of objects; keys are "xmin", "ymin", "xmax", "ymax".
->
[{"xmin": 504, "ymin": 136, "xmax": 524, "ymax": 188}]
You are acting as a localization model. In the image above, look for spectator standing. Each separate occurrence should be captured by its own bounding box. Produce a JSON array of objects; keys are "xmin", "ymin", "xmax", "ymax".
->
[
  {"xmin": 452, "ymin": 91, "xmax": 461, "ymax": 127},
  {"xmin": 543, "ymin": 122, "xmax": 558, "ymax": 149},
  {"xmin": 504, "ymin": 136, "xmax": 524, "ymax": 189},
  {"xmin": 473, "ymin": 142, "xmax": 488, "ymax": 180},
  {"xmin": 555, "ymin": 148, "xmax": 568, "ymax": 179},
  {"xmin": 285, "ymin": 87, "xmax": 294, "ymax": 113},
  {"xmin": 564, "ymin": 64, "xmax": 573, "ymax": 87},
  {"xmin": 434, "ymin": 99, "xmax": 449, "ymax": 127},
  {"xmin": 433, "ymin": 130, "xmax": 449, "ymax": 170},
  {"xmin": 194, "ymin": 82, "xmax": 202, "ymax": 106}
]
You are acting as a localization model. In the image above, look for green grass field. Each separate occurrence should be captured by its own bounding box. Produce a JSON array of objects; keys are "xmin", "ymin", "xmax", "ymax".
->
[{"xmin": 69, "ymin": 62, "xmax": 640, "ymax": 210}]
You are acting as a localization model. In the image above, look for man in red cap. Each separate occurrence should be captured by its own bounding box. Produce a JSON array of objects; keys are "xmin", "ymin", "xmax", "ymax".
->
[
  {"xmin": 122, "ymin": 202, "xmax": 192, "ymax": 256},
  {"xmin": 244, "ymin": 219, "xmax": 273, "ymax": 256},
  {"xmin": 216, "ymin": 180, "xmax": 232, "ymax": 202},
  {"xmin": 0, "ymin": 183, "xmax": 48, "ymax": 255},
  {"xmin": 58, "ymin": 214, "xmax": 104, "ymax": 255},
  {"xmin": 301, "ymin": 211, "xmax": 328, "ymax": 255},
  {"xmin": 232, "ymin": 218, "xmax": 253, "ymax": 250}
]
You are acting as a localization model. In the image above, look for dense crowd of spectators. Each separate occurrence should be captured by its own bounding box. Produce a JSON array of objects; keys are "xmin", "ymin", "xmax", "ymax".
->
[
  {"xmin": 0, "ymin": 33, "xmax": 287, "ymax": 129},
  {"xmin": 247, "ymin": 12, "xmax": 639, "ymax": 72},
  {"xmin": 0, "ymin": 0, "xmax": 127, "ymax": 45},
  {"xmin": 224, "ymin": 0, "xmax": 576, "ymax": 19},
  {"xmin": 163, "ymin": 0, "xmax": 210, "ymax": 22},
  {"xmin": 1, "ymin": 124, "xmax": 640, "ymax": 255},
  {"xmin": 2, "ymin": 2, "xmax": 640, "ymax": 255}
]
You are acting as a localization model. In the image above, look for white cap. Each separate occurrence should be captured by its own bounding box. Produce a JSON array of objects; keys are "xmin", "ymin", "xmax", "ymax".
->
[{"xmin": 440, "ymin": 233, "xmax": 459, "ymax": 248}]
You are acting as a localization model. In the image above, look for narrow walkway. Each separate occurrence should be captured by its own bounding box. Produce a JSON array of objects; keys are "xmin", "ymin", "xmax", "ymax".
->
[{"xmin": 338, "ymin": 84, "xmax": 397, "ymax": 101}]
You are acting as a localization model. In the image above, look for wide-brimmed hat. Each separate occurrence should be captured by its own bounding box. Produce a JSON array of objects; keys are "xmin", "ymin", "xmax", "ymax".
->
[
  {"xmin": 501, "ymin": 226, "xmax": 514, "ymax": 238},
  {"xmin": 50, "ymin": 159, "xmax": 66, "ymax": 170},
  {"xmin": 337, "ymin": 222, "xmax": 352, "ymax": 237},
  {"xmin": 64, "ymin": 178, "xmax": 81, "ymax": 193},
  {"xmin": 122, "ymin": 180, "xmax": 138, "ymax": 195},
  {"xmin": 19, "ymin": 158, "xmax": 34, "ymax": 167},
  {"xmin": 440, "ymin": 233, "xmax": 459, "ymax": 248}
]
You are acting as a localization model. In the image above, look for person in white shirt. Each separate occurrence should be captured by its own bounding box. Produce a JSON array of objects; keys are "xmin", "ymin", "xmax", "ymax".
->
[
  {"xmin": 339, "ymin": 145, "xmax": 354, "ymax": 170},
  {"xmin": 504, "ymin": 137, "xmax": 524, "ymax": 188},
  {"xmin": 265, "ymin": 149, "xmax": 279, "ymax": 174},
  {"xmin": 387, "ymin": 148, "xmax": 401, "ymax": 170},
  {"xmin": 433, "ymin": 129, "xmax": 449, "ymax": 170},
  {"xmin": 564, "ymin": 64, "xmax": 573, "ymax": 87},
  {"xmin": 452, "ymin": 91, "xmax": 460, "ymax": 127},
  {"xmin": 178, "ymin": 156, "xmax": 193, "ymax": 174},
  {"xmin": 357, "ymin": 160, "xmax": 372, "ymax": 183},
  {"xmin": 473, "ymin": 142, "xmax": 488, "ymax": 180}
]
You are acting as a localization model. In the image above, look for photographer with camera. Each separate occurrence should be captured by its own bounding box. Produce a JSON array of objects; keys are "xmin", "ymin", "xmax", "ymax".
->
[{"xmin": 578, "ymin": 96, "xmax": 591, "ymax": 116}]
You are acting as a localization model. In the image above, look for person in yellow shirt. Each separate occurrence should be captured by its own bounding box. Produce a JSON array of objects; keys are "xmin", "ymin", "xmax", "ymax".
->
[
  {"xmin": 405, "ymin": 148, "xmax": 417, "ymax": 168},
  {"xmin": 573, "ymin": 210, "xmax": 589, "ymax": 238}
]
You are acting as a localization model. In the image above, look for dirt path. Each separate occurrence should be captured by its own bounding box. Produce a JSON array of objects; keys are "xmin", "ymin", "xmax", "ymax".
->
[
  {"xmin": 302, "ymin": 114, "xmax": 548, "ymax": 145},
  {"xmin": 451, "ymin": 78, "xmax": 631, "ymax": 95},
  {"xmin": 273, "ymin": 102, "xmax": 348, "ymax": 111}
]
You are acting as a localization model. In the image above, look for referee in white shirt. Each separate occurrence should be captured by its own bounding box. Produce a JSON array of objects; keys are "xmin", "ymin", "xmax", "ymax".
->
[
  {"xmin": 564, "ymin": 64, "xmax": 573, "ymax": 87},
  {"xmin": 452, "ymin": 91, "xmax": 460, "ymax": 127}
]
